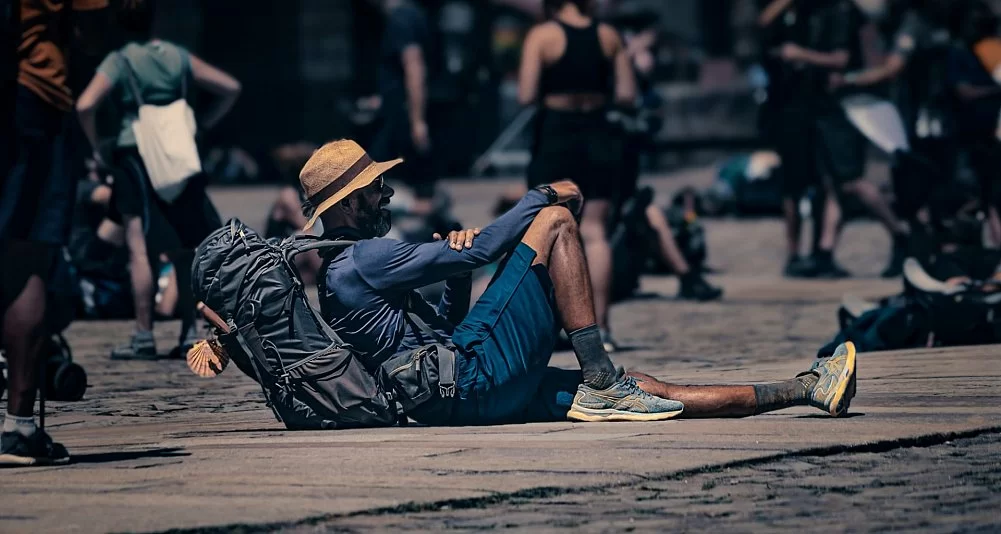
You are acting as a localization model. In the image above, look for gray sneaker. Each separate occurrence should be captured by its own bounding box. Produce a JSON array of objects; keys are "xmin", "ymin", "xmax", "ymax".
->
[
  {"xmin": 111, "ymin": 331, "xmax": 157, "ymax": 361},
  {"xmin": 568, "ymin": 376, "xmax": 684, "ymax": 422}
]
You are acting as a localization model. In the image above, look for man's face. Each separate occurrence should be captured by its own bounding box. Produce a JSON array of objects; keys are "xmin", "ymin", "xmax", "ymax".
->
[{"xmin": 346, "ymin": 175, "xmax": 395, "ymax": 238}]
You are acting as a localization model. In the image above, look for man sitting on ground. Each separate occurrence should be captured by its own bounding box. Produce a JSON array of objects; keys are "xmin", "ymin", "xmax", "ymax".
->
[{"xmin": 304, "ymin": 140, "xmax": 857, "ymax": 424}]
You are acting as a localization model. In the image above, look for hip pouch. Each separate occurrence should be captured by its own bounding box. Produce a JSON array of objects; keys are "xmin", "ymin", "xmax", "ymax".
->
[{"xmin": 379, "ymin": 343, "xmax": 457, "ymax": 423}]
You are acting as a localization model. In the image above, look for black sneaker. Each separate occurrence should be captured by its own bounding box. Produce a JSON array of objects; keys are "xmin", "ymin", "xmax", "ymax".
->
[
  {"xmin": 111, "ymin": 331, "xmax": 157, "ymax": 360},
  {"xmin": 784, "ymin": 256, "xmax": 818, "ymax": 278},
  {"xmin": 678, "ymin": 274, "xmax": 723, "ymax": 301},
  {"xmin": 813, "ymin": 258, "xmax": 852, "ymax": 279},
  {"xmin": 0, "ymin": 430, "xmax": 70, "ymax": 467}
]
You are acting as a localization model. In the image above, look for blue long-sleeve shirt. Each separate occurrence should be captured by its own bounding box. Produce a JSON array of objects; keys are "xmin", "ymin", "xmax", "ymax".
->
[{"xmin": 320, "ymin": 190, "xmax": 550, "ymax": 370}]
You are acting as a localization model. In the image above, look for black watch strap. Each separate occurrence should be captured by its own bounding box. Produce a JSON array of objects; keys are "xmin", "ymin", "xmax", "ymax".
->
[{"xmin": 535, "ymin": 185, "xmax": 558, "ymax": 205}]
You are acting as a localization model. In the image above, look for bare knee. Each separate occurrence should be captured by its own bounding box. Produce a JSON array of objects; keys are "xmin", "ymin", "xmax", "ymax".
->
[
  {"xmin": 536, "ymin": 206, "xmax": 577, "ymax": 235},
  {"xmin": 4, "ymin": 278, "xmax": 46, "ymax": 335}
]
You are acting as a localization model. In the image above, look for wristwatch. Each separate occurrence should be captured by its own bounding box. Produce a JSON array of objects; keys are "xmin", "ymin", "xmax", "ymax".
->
[{"xmin": 535, "ymin": 184, "xmax": 559, "ymax": 205}]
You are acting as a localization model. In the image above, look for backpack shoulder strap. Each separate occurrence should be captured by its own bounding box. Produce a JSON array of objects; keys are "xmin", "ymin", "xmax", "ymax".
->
[
  {"xmin": 117, "ymin": 51, "xmax": 145, "ymax": 107},
  {"xmin": 403, "ymin": 292, "xmax": 457, "ymax": 351}
]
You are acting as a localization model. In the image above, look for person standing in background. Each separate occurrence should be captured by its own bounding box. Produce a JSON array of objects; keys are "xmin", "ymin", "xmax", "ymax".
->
[
  {"xmin": 519, "ymin": 0, "xmax": 635, "ymax": 352},
  {"xmin": 948, "ymin": 0, "xmax": 1001, "ymax": 248},
  {"xmin": 370, "ymin": 0, "xmax": 436, "ymax": 216},
  {"xmin": 832, "ymin": 0, "xmax": 957, "ymax": 277},
  {"xmin": 76, "ymin": 0, "xmax": 240, "ymax": 360},
  {"xmin": 1, "ymin": 0, "xmax": 108, "ymax": 467}
]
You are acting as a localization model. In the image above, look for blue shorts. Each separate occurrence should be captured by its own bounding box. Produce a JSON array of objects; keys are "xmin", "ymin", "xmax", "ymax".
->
[{"xmin": 447, "ymin": 243, "xmax": 583, "ymax": 425}]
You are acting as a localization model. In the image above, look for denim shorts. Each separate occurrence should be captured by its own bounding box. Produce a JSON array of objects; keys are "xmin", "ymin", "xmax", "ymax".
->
[{"xmin": 442, "ymin": 243, "xmax": 583, "ymax": 425}]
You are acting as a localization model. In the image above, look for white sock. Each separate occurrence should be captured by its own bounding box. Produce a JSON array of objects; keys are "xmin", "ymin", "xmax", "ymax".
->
[{"xmin": 3, "ymin": 415, "xmax": 37, "ymax": 437}]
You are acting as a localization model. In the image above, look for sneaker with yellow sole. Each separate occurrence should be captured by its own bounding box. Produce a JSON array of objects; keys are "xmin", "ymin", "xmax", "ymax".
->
[{"xmin": 803, "ymin": 341, "xmax": 857, "ymax": 417}]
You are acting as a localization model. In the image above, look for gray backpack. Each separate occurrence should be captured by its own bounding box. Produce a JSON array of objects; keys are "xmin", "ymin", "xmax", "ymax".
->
[{"xmin": 191, "ymin": 219, "xmax": 398, "ymax": 429}]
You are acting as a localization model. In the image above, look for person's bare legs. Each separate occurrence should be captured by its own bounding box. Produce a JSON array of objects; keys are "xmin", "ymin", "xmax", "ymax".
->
[
  {"xmin": 841, "ymin": 179, "xmax": 908, "ymax": 237},
  {"xmin": 4, "ymin": 274, "xmax": 46, "ymax": 419},
  {"xmin": 110, "ymin": 216, "xmax": 158, "ymax": 359},
  {"xmin": 987, "ymin": 206, "xmax": 1001, "ymax": 248},
  {"xmin": 817, "ymin": 189, "xmax": 841, "ymax": 253},
  {"xmin": 644, "ymin": 204, "xmax": 691, "ymax": 275},
  {"xmin": 520, "ymin": 206, "xmax": 616, "ymax": 387},
  {"xmin": 124, "ymin": 216, "xmax": 154, "ymax": 332},
  {"xmin": 783, "ymin": 197, "xmax": 801, "ymax": 260},
  {"xmin": 628, "ymin": 371, "xmax": 822, "ymax": 417},
  {"xmin": 579, "ymin": 200, "xmax": 613, "ymax": 332},
  {"xmin": 644, "ymin": 204, "xmax": 722, "ymax": 300}
]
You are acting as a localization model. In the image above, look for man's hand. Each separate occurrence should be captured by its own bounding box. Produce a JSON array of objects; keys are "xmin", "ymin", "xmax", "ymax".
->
[
  {"xmin": 411, "ymin": 120, "xmax": 431, "ymax": 153},
  {"xmin": 434, "ymin": 227, "xmax": 481, "ymax": 251},
  {"xmin": 549, "ymin": 180, "xmax": 584, "ymax": 215}
]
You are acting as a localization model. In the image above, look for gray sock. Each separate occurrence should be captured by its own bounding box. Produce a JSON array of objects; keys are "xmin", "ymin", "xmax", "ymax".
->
[
  {"xmin": 753, "ymin": 373, "xmax": 819, "ymax": 414},
  {"xmin": 567, "ymin": 325, "xmax": 618, "ymax": 389},
  {"xmin": 3, "ymin": 415, "xmax": 37, "ymax": 437}
]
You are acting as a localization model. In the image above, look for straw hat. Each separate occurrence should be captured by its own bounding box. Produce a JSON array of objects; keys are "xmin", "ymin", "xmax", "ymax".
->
[{"xmin": 298, "ymin": 140, "xmax": 402, "ymax": 231}]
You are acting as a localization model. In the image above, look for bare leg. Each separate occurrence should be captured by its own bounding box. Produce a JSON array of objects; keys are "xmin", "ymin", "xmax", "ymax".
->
[
  {"xmin": 521, "ymin": 206, "xmax": 616, "ymax": 387},
  {"xmin": 521, "ymin": 207, "xmax": 598, "ymax": 331},
  {"xmin": 628, "ymin": 371, "xmax": 816, "ymax": 418},
  {"xmin": 841, "ymin": 179, "xmax": 907, "ymax": 236},
  {"xmin": 579, "ymin": 200, "xmax": 613, "ymax": 331},
  {"xmin": 644, "ymin": 204, "xmax": 690, "ymax": 275},
  {"xmin": 4, "ymin": 274, "xmax": 46, "ymax": 418},
  {"xmin": 124, "ymin": 216, "xmax": 154, "ymax": 332},
  {"xmin": 817, "ymin": 185, "xmax": 841, "ymax": 253},
  {"xmin": 783, "ymin": 197, "xmax": 801, "ymax": 259},
  {"xmin": 988, "ymin": 206, "xmax": 1001, "ymax": 248}
]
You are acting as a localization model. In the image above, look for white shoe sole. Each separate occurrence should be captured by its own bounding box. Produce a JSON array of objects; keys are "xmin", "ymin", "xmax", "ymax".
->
[{"xmin": 567, "ymin": 406, "xmax": 684, "ymax": 422}]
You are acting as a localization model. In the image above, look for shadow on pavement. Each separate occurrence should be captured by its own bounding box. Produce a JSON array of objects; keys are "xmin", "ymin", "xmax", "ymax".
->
[{"xmin": 71, "ymin": 447, "xmax": 190, "ymax": 464}]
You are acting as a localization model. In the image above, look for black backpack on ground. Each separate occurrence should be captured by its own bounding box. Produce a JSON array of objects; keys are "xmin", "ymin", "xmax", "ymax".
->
[{"xmin": 192, "ymin": 219, "xmax": 398, "ymax": 429}]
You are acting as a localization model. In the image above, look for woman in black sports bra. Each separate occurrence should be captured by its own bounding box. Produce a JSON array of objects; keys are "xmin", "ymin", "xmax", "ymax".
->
[{"xmin": 519, "ymin": 0, "xmax": 635, "ymax": 350}]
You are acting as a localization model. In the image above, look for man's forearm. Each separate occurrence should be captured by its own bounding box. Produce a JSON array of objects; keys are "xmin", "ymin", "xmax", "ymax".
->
[{"xmin": 357, "ymin": 190, "xmax": 551, "ymax": 291}]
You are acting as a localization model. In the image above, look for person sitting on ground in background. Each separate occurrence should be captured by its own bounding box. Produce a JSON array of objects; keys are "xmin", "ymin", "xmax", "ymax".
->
[
  {"xmin": 611, "ymin": 186, "xmax": 723, "ymax": 303},
  {"xmin": 76, "ymin": 0, "xmax": 240, "ymax": 360},
  {"xmin": 303, "ymin": 139, "xmax": 857, "ymax": 425}
]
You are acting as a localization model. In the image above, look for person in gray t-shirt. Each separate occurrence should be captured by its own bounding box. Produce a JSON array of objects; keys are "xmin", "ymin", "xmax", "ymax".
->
[{"xmin": 75, "ymin": 0, "xmax": 242, "ymax": 361}]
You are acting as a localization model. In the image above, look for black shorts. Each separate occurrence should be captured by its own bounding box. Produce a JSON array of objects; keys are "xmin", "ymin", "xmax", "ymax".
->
[
  {"xmin": 774, "ymin": 105, "xmax": 866, "ymax": 198},
  {"xmin": 527, "ymin": 109, "xmax": 623, "ymax": 202},
  {"xmin": 370, "ymin": 105, "xmax": 436, "ymax": 199},
  {"xmin": 0, "ymin": 86, "xmax": 74, "ymax": 245},
  {"xmin": 111, "ymin": 147, "xmax": 222, "ymax": 251}
]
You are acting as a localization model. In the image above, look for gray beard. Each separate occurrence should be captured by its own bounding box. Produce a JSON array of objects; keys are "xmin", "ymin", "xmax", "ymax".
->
[{"xmin": 359, "ymin": 205, "xmax": 392, "ymax": 238}]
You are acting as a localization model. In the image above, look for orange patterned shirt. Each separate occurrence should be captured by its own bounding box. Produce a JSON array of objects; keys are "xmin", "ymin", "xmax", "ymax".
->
[{"xmin": 18, "ymin": 0, "xmax": 108, "ymax": 111}]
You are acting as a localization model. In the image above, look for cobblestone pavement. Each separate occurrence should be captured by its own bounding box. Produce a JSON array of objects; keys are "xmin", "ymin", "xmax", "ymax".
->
[{"xmin": 297, "ymin": 432, "xmax": 1001, "ymax": 533}]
